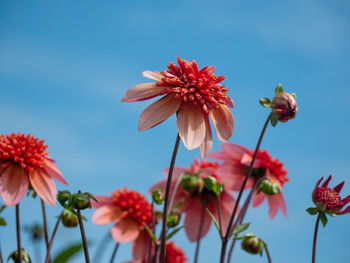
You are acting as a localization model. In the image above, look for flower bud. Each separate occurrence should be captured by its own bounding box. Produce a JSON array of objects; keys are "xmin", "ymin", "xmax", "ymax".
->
[
  {"xmin": 181, "ymin": 173, "xmax": 204, "ymax": 194},
  {"xmin": 57, "ymin": 190, "xmax": 72, "ymax": 207},
  {"xmin": 8, "ymin": 249, "xmax": 31, "ymax": 263},
  {"xmin": 61, "ymin": 209, "xmax": 79, "ymax": 227},
  {"xmin": 71, "ymin": 192, "xmax": 91, "ymax": 210},
  {"xmin": 152, "ymin": 187, "xmax": 164, "ymax": 205},
  {"xmin": 271, "ymin": 92, "xmax": 298, "ymax": 122},
  {"xmin": 257, "ymin": 179, "xmax": 280, "ymax": 196},
  {"xmin": 167, "ymin": 212, "xmax": 181, "ymax": 228},
  {"xmin": 241, "ymin": 233, "xmax": 264, "ymax": 255}
]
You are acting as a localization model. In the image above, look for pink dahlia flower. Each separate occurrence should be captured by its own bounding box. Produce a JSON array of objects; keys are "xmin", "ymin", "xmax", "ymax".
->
[
  {"xmin": 0, "ymin": 133, "xmax": 67, "ymax": 206},
  {"xmin": 312, "ymin": 175, "xmax": 350, "ymax": 215},
  {"xmin": 150, "ymin": 158, "xmax": 236, "ymax": 242},
  {"xmin": 92, "ymin": 188, "xmax": 153, "ymax": 260},
  {"xmin": 122, "ymin": 57, "xmax": 234, "ymax": 158},
  {"xmin": 210, "ymin": 143, "xmax": 289, "ymax": 218}
]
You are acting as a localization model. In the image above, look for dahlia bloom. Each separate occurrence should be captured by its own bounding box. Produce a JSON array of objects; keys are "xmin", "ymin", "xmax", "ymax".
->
[
  {"xmin": 210, "ymin": 143, "xmax": 289, "ymax": 218},
  {"xmin": 0, "ymin": 133, "xmax": 67, "ymax": 206},
  {"xmin": 312, "ymin": 175, "xmax": 350, "ymax": 215},
  {"xmin": 150, "ymin": 159, "xmax": 236, "ymax": 242},
  {"xmin": 125, "ymin": 241, "xmax": 188, "ymax": 263},
  {"xmin": 122, "ymin": 57, "xmax": 234, "ymax": 158},
  {"xmin": 92, "ymin": 188, "xmax": 153, "ymax": 260}
]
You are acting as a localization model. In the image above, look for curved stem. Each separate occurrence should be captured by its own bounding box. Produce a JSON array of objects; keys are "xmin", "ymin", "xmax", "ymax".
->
[
  {"xmin": 109, "ymin": 243, "xmax": 119, "ymax": 263},
  {"xmin": 312, "ymin": 214, "xmax": 321, "ymax": 263},
  {"xmin": 193, "ymin": 206, "xmax": 206, "ymax": 263},
  {"xmin": 264, "ymin": 245, "xmax": 272, "ymax": 263},
  {"xmin": 77, "ymin": 209, "xmax": 90, "ymax": 263},
  {"xmin": 41, "ymin": 199, "xmax": 50, "ymax": 262},
  {"xmin": 159, "ymin": 133, "xmax": 181, "ymax": 263},
  {"xmin": 16, "ymin": 204, "xmax": 22, "ymax": 263},
  {"xmin": 217, "ymin": 195, "xmax": 223, "ymax": 238},
  {"xmin": 220, "ymin": 113, "xmax": 272, "ymax": 263},
  {"xmin": 44, "ymin": 216, "xmax": 61, "ymax": 263}
]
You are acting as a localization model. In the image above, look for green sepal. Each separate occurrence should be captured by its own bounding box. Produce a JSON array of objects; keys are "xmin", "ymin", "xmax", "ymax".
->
[
  {"xmin": 143, "ymin": 224, "xmax": 157, "ymax": 244},
  {"xmin": 306, "ymin": 207, "xmax": 319, "ymax": 215},
  {"xmin": 85, "ymin": 192, "xmax": 98, "ymax": 203},
  {"xmin": 166, "ymin": 225, "xmax": 184, "ymax": 240},
  {"xmin": 259, "ymin": 97, "xmax": 272, "ymax": 108},
  {"xmin": 275, "ymin": 84, "xmax": 284, "ymax": 94},
  {"xmin": 172, "ymin": 200, "xmax": 184, "ymax": 209},
  {"xmin": 0, "ymin": 217, "xmax": 7, "ymax": 226},
  {"xmin": 205, "ymin": 208, "xmax": 221, "ymax": 236},
  {"xmin": 0, "ymin": 205, "xmax": 6, "ymax": 213},
  {"xmin": 319, "ymin": 212, "xmax": 328, "ymax": 227},
  {"xmin": 270, "ymin": 114, "xmax": 278, "ymax": 127},
  {"xmin": 232, "ymin": 223, "xmax": 250, "ymax": 236},
  {"xmin": 204, "ymin": 176, "xmax": 216, "ymax": 190}
]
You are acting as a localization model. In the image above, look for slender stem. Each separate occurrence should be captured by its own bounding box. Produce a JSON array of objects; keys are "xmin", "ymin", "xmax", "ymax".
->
[
  {"xmin": 219, "ymin": 113, "xmax": 272, "ymax": 263},
  {"xmin": 0, "ymin": 242, "xmax": 4, "ymax": 263},
  {"xmin": 93, "ymin": 232, "xmax": 112, "ymax": 263},
  {"xmin": 45, "ymin": 216, "xmax": 61, "ymax": 263},
  {"xmin": 16, "ymin": 204, "xmax": 22, "ymax": 263},
  {"xmin": 159, "ymin": 133, "xmax": 181, "ymax": 263},
  {"xmin": 167, "ymin": 172, "xmax": 184, "ymax": 214},
  {"xmin": 77, "ymin": 209, "xmax": 90, "ymax": 263},
  {"xmin": 153, "ymin": 244, "xmax": 160, "ymax": 263},
  {"xmin": 109, "ymin": 243, "xmax": 119, "ymax": 263},
  {"xmin": 147, "ymin": 202, "xmax": 155, "ymax": 263},
  {"xmin": 217, "ymin": 195, "xmax": 223, "ymax": 238},
  {"xmin": 264, "ymin": 245, "xmax": 272, "ymax": 263},
  {"xmin": 41, "ymin": 199, "xmax": 49, "ymax": 248},
  {"xmin": 312, "ymin": 214, "xmax": 321, "ymax": 263},
  {"xmin": 193, "ymin": 206, "xmax": 206, "ymax": 263}
]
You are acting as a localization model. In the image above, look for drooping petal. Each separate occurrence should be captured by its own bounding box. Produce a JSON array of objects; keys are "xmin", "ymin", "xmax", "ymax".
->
[
  {"xmin": 177, "ymin": 103, "xmax": 206, "ymax": 150},
  {"xmin": 122, "ymin": 83, "xmax": 167, "ymax": 102},
  {"xmin": 333, "ymin": 181, "xmax": 344, "ymax": 193},
  {"xmin": 142, "ymin": 71, "xmax": 163, "ymax": 82},
  {"xmin": 240, "ymin": 153, "xmax": 263, "ymax": 167},
  {"xmin": 0, "ymin": 165, "xmax": 28, "ymax": 206},
  {"xmin": 111, "ymin": 218, "xmax": 140, "ymax": 243},
  {"xmin": 252, "ymin": 191, "xmax": 266, "ymax": 208},
  {"xmin": 29, "ymin": 170, "xmax": 57, "ymax": 206},
  {"xmin": 209, "ymin": 105, "xmax": 234, "ymax": 142},
  {"xmin": 315, "ymin": 177, "xmax": 323, "ymax": 187},
  {"xmin": 337, "ymin": 206, "xmax": 350, "ymax": 215},
  {"xmin": 267, "ymin": 193, "xmax": 287, "ymax": 218},
  {"xmin": 322, "ymin": 175, "xmax": 332, "ymax": 187},
  {"xmin": 226, "ymin": 98, "xmax": 235, "ymax": 108},
  {"xmin": 132, "ymin": 231, "xmax": 150, "ymax": 260},
  {"xmin": 341, "ymin": 195, "xmax": 350, "ymax": 205},
  {"xmin": 44, "ymin": 159, "xmax": 68, "ymax": 185},
  {"xmin": 91, "ymin": 195, "xmax": 115, "ymax": 208},
  {"xmin": 219, "ymin": 191, "xmax": 236, "ymax": 234},
  {"xmin": 163, "ymin": 167, "xmax": 187, "ymax": 179},
  {"xmin": 199, "ymin": 115, "xmax": 213, "ymax": 158},
  {"xmin": 138, "ymin": 95, "xmax": 181, "ymax": 131},
  {"xmin": 92, "ymin": 206, "xmax": 124, "ymax": 225},
  {"xmin": 215, "ymin": 164, "xmax": 253, "ymax": 191}
]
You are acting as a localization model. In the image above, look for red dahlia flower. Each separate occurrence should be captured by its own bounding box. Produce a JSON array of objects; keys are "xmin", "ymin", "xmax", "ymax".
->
[
  {"xmin": 210, "ymin": 143, "xmax": 289, "ymax": 218},
  {"xmin": 92, "ymin": 188, "xmax": 153, "ymax": 260},
  {"xmin": 0, "ymin": 133, "xmax": 67, "ymax": 206},
  {"xmin": 122, "ymin": 57, "xmax": 234, "ymax": 158},
  {"xmin": 312, "ymin": 175, "xmax": 350, "ymax": 215}
]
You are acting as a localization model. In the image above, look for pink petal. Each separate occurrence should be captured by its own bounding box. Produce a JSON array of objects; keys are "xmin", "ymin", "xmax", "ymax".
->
[
  {"xmin": 91, "ymin": 195, "xmax": 115, "ymax": 208},
  {"xmin": 337, "ymin": 206, "xmax": 350, "ymax": 214},
  {"xmin": 267, "ymin": 193, "xmax": 287, "ymax": 219},
  {"xmin": 29, "ymin": 170, "xmax": 57, "ymax": 206},
  {"xmin": 44, "ymin": 159, "xmax": 68, "ymax": 185},
  {"xmin": 111, "ymin": 218, "xmax": 140, "ymax": 243},
  {"xmin": 209, "ymin": 105, "xmax": 234, "ymax": 142},
  {"xmin": 122, "ymin": 83, "xmax": 166, "ymax": 102},
  {"xmin": 315, "ymin": 177, "xmax": 323, "ymax": 187},
  {"xmin": 0, "ymin": 165, "xmax": 28, "ymax": 206},
  {"xmin": 222, "ymin": 143, "xmax": 251, "ymax": 161},
  {"xmin": 138, "ymin": 95, "xmax": 181, "ymax": 131},
  {"xmin": 252, "ymin": 191, "xmax": 266, "ymax": 208},
  {"xmin": 333, "ymin": 181, "xmax": 344, "ymax": 193},
  {"xmin": 132, "ymin": 231, "xmax": 150, "ymax": 260},
  {"xmin": 142, "ymin": 71, "xmax": 163, "ymax": 82},
  {"xmin": 215, "ymin": 164, "xmax": 252, "ymax": 191},
  {"xmin": 177, "ymin": 103, "xmax": 206, "ymax": 150},
  {"xmin": 199, "ymin": 115, "xmax": 213, "ymax": 158},
  {"xmin": 322, "ymin": 175, "xmax": 332, "ymax": 187},
  {"xmin": 226, "ymin": 98, "xmax": 235, "ymax": 108},
  {"xmin": 92, "ymin": 205, "xmax": 123, "ymax": 225},
  {"xmin": 219, "ymin": 192, "xmax": 236, "ymax": 233},
  {"xmin": 341, "ymin": 195, "xmax": 350, "ymax": 205},
  {"xmin": 184, "ymin": 198, "xmax": 211, "ymax": 242},
  {"xmin": 163, "ymin": 167, "xmax": 187, "ymax": 179}
]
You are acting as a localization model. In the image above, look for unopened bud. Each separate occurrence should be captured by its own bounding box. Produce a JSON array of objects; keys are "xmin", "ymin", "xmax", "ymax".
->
[
  {"xmin": 271, "ymin": 91, "xmax": 298, "ymax": 122},
  {"xmin": 57, "ymin": 190, "xmax": 72, "ymax": 208},
  {"xmin": 61, "ymin": 209, "xmax": 79, "ymax": 227},
  {"xmin": 152, "ymin": 187, "xmax": 164, "ymax": 205},
  {"xmin": 257, "ymin": 179, "xmax": 281, "ymax": 196},
  {"xmin": 167, "ymin": 212, "xmax": 181, "ymax": 228},
  {"xmin": 8, "ymin": 249, "xmax": 31, "ymax": 263},
  {"xmin": 181, "ymin": 173, "xmax": 204, "ymax": 194},
  {"xmin": 240, "ymin": 233, "xmax": 264, "ymax": 255},
  {"xmin": 72, "ymin": 192, "xmax": 91, "ymax": 210}
]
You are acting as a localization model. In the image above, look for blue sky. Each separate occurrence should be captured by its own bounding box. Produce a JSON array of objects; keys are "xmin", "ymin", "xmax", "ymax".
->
[{"xmin": 0, "ymin": 0, "xmax": 349, "ymax": 262}]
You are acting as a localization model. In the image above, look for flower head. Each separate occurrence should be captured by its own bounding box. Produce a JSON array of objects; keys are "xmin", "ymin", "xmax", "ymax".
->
[
  {"xmin": 92, "ymin": 188, "xmax": 153, "ymax": 260},
  {"xmin": 150, "ymin": 158, "xmax": 236, "ymax": 242},
  {"xmin": 312, "ymin": 175, "xmax": 350, "ymax": 215},
  {"xmin": 271, "ymin": 91, "xmax": 298, "ymax": 122},
  {"xmin": 122, "ymin": 57, "xmax": 234, "ymax": 158},
  {"xmin": 210, "ymin": 143, "xmax": 289, "ymax": 218},
  {"xmin": 0, "ymin": 133, "xmax": 67, "ymax": 206}
]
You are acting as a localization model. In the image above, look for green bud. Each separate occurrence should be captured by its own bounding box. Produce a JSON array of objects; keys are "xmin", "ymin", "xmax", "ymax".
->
[
  {"xmin": 181, "ymin": 173, "xmax": 204, "ymax": 194},
  {"xmin": 57, "ymin": 190, "xmax": 72, "ymax": 208},
  {"xmin": 61, "ymin": 209, "xmax": 79, "ymax": 227},
  {"xmin": 240, "ymin": 233, "xmax": 264, "ymax": 255},
  {"xmin": 257, "ymin": 179, "xmax": 280, "ymax": 196},
  {"xmin": 72, "ymin": 192, "xmax": 91, "ymax": 210},
  {"xmin": 8, "ymin": 249, "xmax": 32, "ymax": 263},
  {"xmin": 152, "ymin": 187, "xmax": 164, "ymax": 205},
  {"xmin": 167, "ymin": 212, "xmax": 181, "ymax": 228}
]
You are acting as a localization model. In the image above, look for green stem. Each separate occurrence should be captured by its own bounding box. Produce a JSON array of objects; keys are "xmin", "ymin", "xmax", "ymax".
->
[
  {"xmin": 16, "ymin": 204, "xmax": 22, "ymax": 263},
  {"xmin": 312, "ymin": 214, "xmax": 321, "ymax": 263}
]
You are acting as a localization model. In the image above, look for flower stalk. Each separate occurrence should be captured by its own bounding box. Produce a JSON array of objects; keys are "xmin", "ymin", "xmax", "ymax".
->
[
  {"xmin": 44, "ymin": 216, "xmax": 61, "ymax": 263},
  {"xmin": 77, "ymin": 209, "xmax": 90, "ymax": 263},
  {"xmin": 312, "ymin": 213, "xmax": 320, "ymax": 263},
  {"xmin": 16, "ymin": 204, "xmax": 22, "ymax": 263},
  {"xmin": 41, "ymin": 199, "xmax": 49, "ymax": 249},
  {"xmin": 109, "ymin": 243, "xmax": 119, "ymax": 263}
]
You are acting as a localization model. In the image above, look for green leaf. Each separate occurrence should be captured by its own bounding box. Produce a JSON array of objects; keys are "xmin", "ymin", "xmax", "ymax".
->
[
  {"xmin": 0, "ymin": 205, "xmax": 7, "ymax": 213},
  {"xmin": 52, "ymin": 243, "xmax": 84, "ymax": 263},
  {"xmin": 259, "ymin": 97, "xmax": 272, "ymax": 108},
  {"xmin": 232, "ymin": 223, "xmax": 250, "ymax": 236},
  {"xmin": 173, "ymin": 200, "xmax": 184, "ymax": 209},
  {"xmin": 205, "ymin": 208, "xmax": 221, "ymax": 235},
  {"xmin": 143, "ymin": 224, "xmax": 157, "ymax": 244},
  {"xmin": 0, "ymin": 217, "xmax": 6, "ymax": 226},
  {"xmin": 275, "ymin": 84, "xmax": 284, "ymax": 94},
  {"xmin": 306, "ymin": 207, "xmax": 319, "ymax": 215},
  {"xmin": 166, "ymin": 225, "xmax": 184, "ymax": 240},
  {"xmin": 319, "ymin": 212, "xmax": 328, "ymax": 227},
  {"xmin": 85, "ymin": 192, "xmax": 98, "ymax": 202},
  {"xmin": 270, "ymin": 114, "xmax": 278, "ymax": 127}
]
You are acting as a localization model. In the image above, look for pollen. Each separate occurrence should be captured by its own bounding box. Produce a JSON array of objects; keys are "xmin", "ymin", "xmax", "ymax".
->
[
  {"xmin": 315, "ymin": 187, "xmax": 343, "ymax": 210},
  {"xmin": 112, "ymin": 188, "xmax": 152, "ymax": 229},
  {"xmin": 156, "ymin": 57, "xmax": 230, "ymax": 113},
  {"xmin": 0, "ymin": 133, "xmax": 48, "ymax": 172}
]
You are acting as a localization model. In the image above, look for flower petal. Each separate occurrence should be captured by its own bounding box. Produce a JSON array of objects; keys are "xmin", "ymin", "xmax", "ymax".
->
[
  {"xmin": 122, "ymin": 83, "xmax": 167, "ymax": 102},
  {"xmin": 111, "ymin": 218, "xmax": 140, "ymax": 243},
  {"xmin": 91, "ymin": 195, "xmax": 115, "ymax": 208},
  {"xmin": 252, "ymin": 191, "xmax": 266, "ymax": 208},
  {"xmin": 322, "ymin": 175, "xmax": 332, "ymax": 187},
  {"xmin": 29, "ymin": 170, "xmax": 57, "ymax": 206},
  {"xmin": 132, "ymin": 231, "xmax": 150, "ymax": 260},
  {"xmin": 44, "ymin": 159, "xmax": 68, "ymax": 185},
  {"xmin": 177, "ymin": 103, "xmax": 206, "ymax": 150},
  {"xmin": 92, "ymin": 205, "xmax": 123, "ymax": 225},
  {"xmin": 209, "ymin": 105, "xmax": 234, "ymax": 142},
  {"xmin": 333, "ymin": 181, "xmax": 344, "ymax": 193},
  {"xmin": 267, "ymin": 193, "xmax": 287, "ymax": 218},
  {"xmin": 219, "ymin": 191, "xmax": 236, "ymax": 233},
  {"xmin": 199, "ymin": 115, "xmax": 213, "ymax": 158},
  {"xmin": 0, "ymin": 165, "xmax": 28, "ymax": 206},
  {"xmin": 226, "ymin": 98, "xmax": 235, "ymax": 108},
  {"xmin": 142, "ymin": 71, "xmax": 163, "ymax": 82},
  {"xmin": 138, "ymin": 95, "xmax": 181, "ymax": 131}
]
